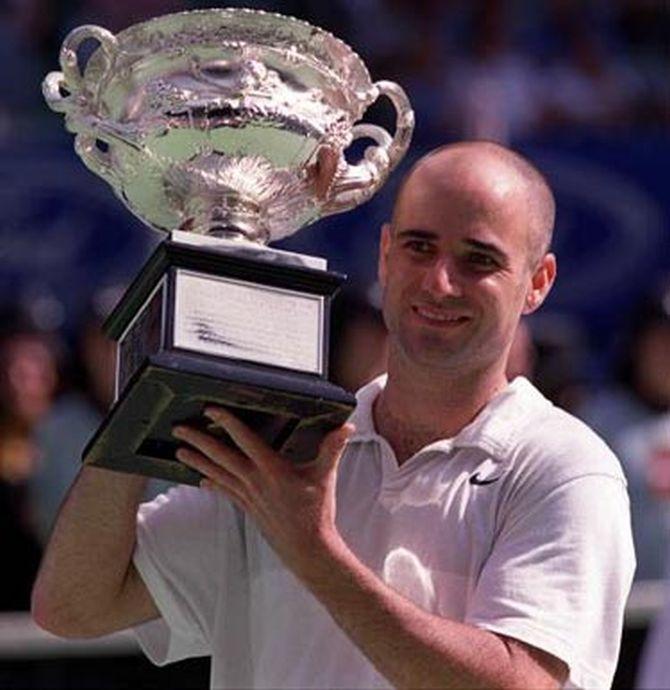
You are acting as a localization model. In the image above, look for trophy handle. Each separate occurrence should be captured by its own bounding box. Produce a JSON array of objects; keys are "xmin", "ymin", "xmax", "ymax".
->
[
  {"xmin": 43, "ymin": 26, "xmax": 121, "ymax": 185},
  {"xmin": 43, "ymin": 25, "xmax": 118, "ymax": 113},
  {"xmin": 322, "ymin": 80, "xmax": 415, "ymax": 216},
  {"xmin": 74, "ymin": 134, "xmax": 120, "ymax": 187},
  {"xmin": 60, "ymin": 25, "xmax": 119, "ymax": 93}
]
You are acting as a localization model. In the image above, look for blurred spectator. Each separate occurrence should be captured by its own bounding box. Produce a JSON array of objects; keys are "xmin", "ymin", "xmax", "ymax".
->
[
  {"xmin": 0, "ymin": 312, "xmax": 59, "ymax": 610},
  {"xmin": 638, "ymin": 586, "xmax": 670, "ymax": 689},
  {"xmin": 525, "ymin": 313, "xmax": 589, "ymax": 413},
  {"xmin": 540, "ymin": 0, "xmax": 642, "ymax": 131},
  {"xmin": 579, "ymin": 284, "xmax": 670, "ymax": 444},
  {"xmin": 506, "ymin": 319, "xmax": 537, "ymax": 381},
  {"xmin": 616, "ymin": 0, "xmax": 669, "ymax": 126},
  {"xmin": 0, "ymin": 0, "xmax": 57, "ymax": 135},
  {"xmin": 616, "ymin": 411, "xmax": 670, "ymax": 583},
  {"xmin": 306, "ymin": 0, "xmax": 461, "ymax": 145},
  {"xmin": 506, "ymin": 316, "xmax": 592, "ymax": 414},
  {"xmin": 579, "ymin": 283, "xmax": 670, "ymax": 581},
  {"xmin": 31, "ymin": 315, "xmax": 114, "ymax": 543},
  {"xmin": 443, "ymin": 0, "xmax": 544, "ymax": 142},
  {"xmin": 30, "ymin": 285, "xmax": 177, "ymax": 542},
  {"xmin": 30, "ymin": 289, "xmax": 118, "ymax": 543},
  {"xmin": 330, "ymin": 290, "xmax": 388, "ymax": 393},
  {"xmin": 634, "ymin": 413, "xmax": 670, "ymax": 689},
  {"xmin": 439, "ymin": 0, "xmax": 657, "ymax": 141},
  {"xmin": 64, "ymin": 0, "xmax": 185, "ymax": 33},
  {"xmin": 73, "ymin": 294, "xmax": 117, "ymax": 414}
]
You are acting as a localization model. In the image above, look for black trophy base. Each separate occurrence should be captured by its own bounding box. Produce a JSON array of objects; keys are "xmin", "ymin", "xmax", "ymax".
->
[{"xmin": 83, "ymin": 350, "xmax": 356, "ymax": 486}]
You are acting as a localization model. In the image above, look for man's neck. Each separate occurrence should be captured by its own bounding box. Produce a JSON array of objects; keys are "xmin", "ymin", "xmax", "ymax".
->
[{"xmin": 373, "ymin": 353, "xmax": 508, "ymax": 465}]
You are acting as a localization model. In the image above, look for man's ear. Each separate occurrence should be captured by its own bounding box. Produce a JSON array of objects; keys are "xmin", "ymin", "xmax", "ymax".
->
[
  {"xmin": 378, "ymin": 222, "xmax": 392, "ymax": 289},
  {"xmin": 523, "ymin": 253, "xmax": 557, "ymax": 314}
]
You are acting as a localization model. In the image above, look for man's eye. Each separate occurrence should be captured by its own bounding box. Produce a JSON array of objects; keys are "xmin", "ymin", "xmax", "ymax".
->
[
  {"xmin": 467, "ymin": 252, "xmax": 497, "ymax": 268},
  {"xmin": 404, "ymin": 240, "xmax": 433, "ymax": 254}
]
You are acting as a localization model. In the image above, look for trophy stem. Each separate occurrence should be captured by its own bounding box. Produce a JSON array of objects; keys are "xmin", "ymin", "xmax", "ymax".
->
[
  {"xmin": 181, "ymin": 193, "xmax": 270, "ymax": 244},
  {"xmin": 178, "ymin": 208, "xmax": 269, "ymax": 244},
  {"xmin": 208, "ymin": 226, "xmax": 260, "ymax": 243}
]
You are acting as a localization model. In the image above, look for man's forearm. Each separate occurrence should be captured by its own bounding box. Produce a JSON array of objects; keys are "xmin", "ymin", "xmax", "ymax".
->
[
  {"xmin": 32, "ymin": 465, "xmax": 149, "ymax": 637},
  {"xmin": 172, "ymin": 411, "xmax": 565, "ymax": 688},
  {"xmin": 299, "ymin": 534, "xmax": 562, "ymax": 690}
]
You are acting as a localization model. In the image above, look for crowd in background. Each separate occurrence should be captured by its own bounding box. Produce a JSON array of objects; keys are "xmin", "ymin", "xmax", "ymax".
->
[
  {"xmin": 0, "ymin": 0, "xmax": 668, "ymax": 686},
  {"xmin": 1, "ymin": 0, "xmax": 668, "ymax": 140}
]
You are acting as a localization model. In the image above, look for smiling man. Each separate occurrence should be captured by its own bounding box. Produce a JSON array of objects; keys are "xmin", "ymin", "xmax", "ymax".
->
[
  {"xmin": 33, "ymin": 142, "xmax": 635, "ymax": 689},
  {"xmin": 374, "ymin": 143, "xmax": 558, "ymax": 455}
]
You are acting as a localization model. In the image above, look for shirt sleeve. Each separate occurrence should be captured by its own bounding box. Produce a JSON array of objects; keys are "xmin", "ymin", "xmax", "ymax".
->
[
  {"xmin": 465, "ymin": 473, "xmax": 635, "ymax": 689},
  {"xmin": 132, "ymin": 485, "xmax": 242, "ymax": 666}
]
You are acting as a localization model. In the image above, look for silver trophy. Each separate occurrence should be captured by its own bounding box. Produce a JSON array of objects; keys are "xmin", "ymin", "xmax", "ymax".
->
[{"xmin": 43, "ymin": 8, "xmax": 414, "ymax": 484}]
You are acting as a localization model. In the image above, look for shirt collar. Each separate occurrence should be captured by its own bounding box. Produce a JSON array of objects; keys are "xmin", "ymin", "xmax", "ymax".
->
[
  {"xmin": 452, "ymin": 377, "xmax": 551, "ymax": 457},
  {"xmin": 347, "ymin": 374, "xmax": 387, "ymax": 441},
  {"xmin": 347, "ymin": 374, "xmax": 552, "ymax": 460}
]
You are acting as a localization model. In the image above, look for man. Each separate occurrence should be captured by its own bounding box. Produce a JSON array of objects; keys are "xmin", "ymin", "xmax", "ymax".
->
[{"xmin": 32, "ymin": 142, "xmax": 635, "ymax": 689}]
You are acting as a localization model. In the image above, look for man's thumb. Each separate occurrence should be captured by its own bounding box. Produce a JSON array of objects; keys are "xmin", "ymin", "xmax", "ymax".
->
[{"xmin": 316, "ymin": 423, "xmax": 356, "ymax": 472}]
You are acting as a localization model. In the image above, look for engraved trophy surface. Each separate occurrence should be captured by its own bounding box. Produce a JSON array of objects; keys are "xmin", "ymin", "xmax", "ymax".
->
[{"xmin": 44, "ymin": 8, "xmax": 414, "ymax": 485}]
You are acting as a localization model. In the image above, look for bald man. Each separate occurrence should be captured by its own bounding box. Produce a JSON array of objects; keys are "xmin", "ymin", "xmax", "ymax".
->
[{"xmin": 33, "ymin": 142, "xmax": 634, "ymax": 689}]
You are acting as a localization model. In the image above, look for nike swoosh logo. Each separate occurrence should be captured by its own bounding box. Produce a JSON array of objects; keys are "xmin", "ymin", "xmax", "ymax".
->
[{"xmin": 469, "ymin": 472, "xmax": 501, "ymax": 486}]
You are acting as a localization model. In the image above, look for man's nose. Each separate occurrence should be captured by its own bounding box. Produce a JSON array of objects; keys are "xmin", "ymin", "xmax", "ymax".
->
[{"xmin": 421, "ymin": 259, "xmax": 462, "ymax": 297}]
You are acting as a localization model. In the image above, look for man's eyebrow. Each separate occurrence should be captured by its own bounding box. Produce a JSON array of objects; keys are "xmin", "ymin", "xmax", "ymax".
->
[
  {"xmin": 395, "ymin": 229, "xmax": 439, "ymax": 241},
  {"xmin": 393, "ymin": 231, "xmax": 510, "ymax": 262},
  {"xmin": 463, "ymin": 238, "xmax": 508, "ymax": 261}
]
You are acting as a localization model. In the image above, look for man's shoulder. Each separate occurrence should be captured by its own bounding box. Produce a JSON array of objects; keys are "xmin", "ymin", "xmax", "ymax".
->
[
  {"xmin": 484, "ymin": 387, "xmax": 631, "ymax": 531},
  {"xmin": 495, "ymin": 379, "xmax": 625, "ymax": 485},
  {"xmin": 510, "ymin": 394, "xmax": 626, "ymax": 484}
]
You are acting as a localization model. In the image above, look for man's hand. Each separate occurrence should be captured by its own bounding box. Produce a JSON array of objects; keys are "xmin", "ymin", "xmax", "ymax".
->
[
  {"xmin": 172, "ymin": 409, "xmax": 567, "ymax": 689},
  {"xmin": 309, "ymin": 145, "xmax": 340, "ymax": 200},
  {"xmin": 172, "ymin": 409, "xmax": 354, "ymax": 579}
]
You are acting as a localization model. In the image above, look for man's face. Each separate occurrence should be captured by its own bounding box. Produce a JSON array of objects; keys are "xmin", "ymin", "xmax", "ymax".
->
[{"xmin": 378, "ymin": 158, "xmax": 554, "ymax": 374}]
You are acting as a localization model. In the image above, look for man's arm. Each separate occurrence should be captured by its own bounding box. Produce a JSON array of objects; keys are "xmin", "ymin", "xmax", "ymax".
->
[
  {"xmin": 296, "ymin": 530, "xmax": 566, "ymax": 689},
  {"xmin": 172, "ymin": 409, "xmax": 568, "ymax": 690},
  {"xmin": 31, "ymin": 466, "xmax": 160, "ymax": 638}
]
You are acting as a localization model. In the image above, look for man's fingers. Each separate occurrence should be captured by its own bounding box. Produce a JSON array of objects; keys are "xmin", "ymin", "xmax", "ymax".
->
[
  {"xmin": 312, "ymin": 145, "xmax": 339, "ymax": 200},
  {"xmin": 316, "ymin": 423, "xmax": 356, "ymax": 473},
  {"xmin": 172, "ymin": 425, "xmax": 249, "ymax": 478},
  {"xmin": 204, "ymin": 407, "xmax": 275, "ymax": 469},
  {"xmin": 194, "ymin": 409, "xmax": 354, "ymax": 480},
  {"xmin": 175, "ymin": 446, "xmax": 248, "ymax": 506}
]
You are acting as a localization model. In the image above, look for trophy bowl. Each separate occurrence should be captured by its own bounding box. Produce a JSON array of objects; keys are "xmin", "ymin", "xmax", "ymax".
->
[
  {"xmin": 43, "ymin": 8, "xmax": 414, "ymax": 484},
  {"xmin": 43, "ymin": 7, "xmax": 414, "ymax": 243}
]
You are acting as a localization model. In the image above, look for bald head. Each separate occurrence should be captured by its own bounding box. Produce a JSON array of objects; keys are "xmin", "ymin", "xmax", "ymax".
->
[{"xmin": 392, "ymin": 142, "xmax": 555, "ymax": 267}]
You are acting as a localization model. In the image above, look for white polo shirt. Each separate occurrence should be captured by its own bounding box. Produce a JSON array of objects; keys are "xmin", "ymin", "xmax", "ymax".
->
[{"xmin": 133, "ymin": 375, "xmax": 635, "ymax": 689}]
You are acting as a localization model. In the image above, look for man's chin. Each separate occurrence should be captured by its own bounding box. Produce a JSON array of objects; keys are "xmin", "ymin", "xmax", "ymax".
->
[{"xmin": 398, "ymin": 338, "xmax": 473, "ymax": 371}]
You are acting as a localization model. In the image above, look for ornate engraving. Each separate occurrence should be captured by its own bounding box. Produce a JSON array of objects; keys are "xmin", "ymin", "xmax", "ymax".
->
[{"xmin": 43, "ymin": 8, "xmax": 414, "ymax": 243}]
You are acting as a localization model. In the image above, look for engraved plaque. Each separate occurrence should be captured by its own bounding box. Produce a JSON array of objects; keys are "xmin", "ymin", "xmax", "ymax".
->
[{"xmin": 173, "ymin": 269, "xmax": 324, "ymax": 374}]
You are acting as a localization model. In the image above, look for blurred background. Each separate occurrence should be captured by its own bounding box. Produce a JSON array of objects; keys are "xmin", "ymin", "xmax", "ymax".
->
[{"xmin": 0, "ymin": 0, "xmax": 668, "ymax": 688}]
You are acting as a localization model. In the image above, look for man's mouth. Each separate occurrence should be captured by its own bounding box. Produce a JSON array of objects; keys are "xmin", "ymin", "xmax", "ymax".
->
[{"xmin": 412, "ymin": 304, "xmax": 470, "ymax": 324}]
